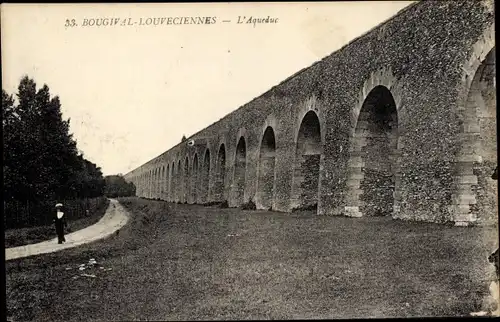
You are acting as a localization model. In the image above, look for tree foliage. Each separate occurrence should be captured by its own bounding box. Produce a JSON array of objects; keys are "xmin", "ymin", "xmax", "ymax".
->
[
  {"xmin": 104, "ymin": 174, "xmax": 136, "ymax": 198},
  {"xmin": 3, "ymin": 76, "xmax": 105, "ymax": 207}
]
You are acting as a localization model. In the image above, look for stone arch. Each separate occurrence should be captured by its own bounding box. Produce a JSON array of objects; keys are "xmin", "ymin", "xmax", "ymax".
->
[
  {"xmin": 152, "ymin": 168, "xmax": 156, "ymax": 199},
  {"xmin": 156, "ymin": 167, "xmax": 160, "ymax": 199},
  {"xmin": 140, "ymin": 173, "xmax": 143, "ymax": 197},
  {"xmin": 184, "ymin": 155, "xmax": 190, "ymax": 203},
  {"xmin": 163, "ymin": 163, "xmax": 168, "ymax": 201},
  {"xmin": 177, "ymin": 159, "xmax": 182, "ymax": 203},
  {"xmin": 452, "ymin": 25, "xmax": 496, "ymax": 226},
  {"xmin": 214, "ymin": 144, "xmax": 227, "ymax": 202},
  {"xmin": 350, "ymin": 67, "xmax": 403, "ymax": 129},
  {"xmin": 166, "ymin": 164, "xmax": 170, "ymax": 201},
  {"xmin": 294, "ymin": 94, "xmax": 326, "ymax": 149},
  {"xmin": 160, "ymin": 166, "xmax": 163, "ymax": 199},
  {"xmin": 256, "ymin": 126, "xmax": 277, "ymax": 210},
  {"xmin": 157, "ymin": 167, "xmax": 161, "ymax": 199},
  {"xmin": 147, "ymin": 169, "xmax": 151, "ymax": 199},
  {"xmin": 146, "ymin": 170, "xmax": 149, "ymax": 198},
  {"xmin": 146, "ymin": 169, "xmax": 152, "ymax": 199},
  {"xmin": 345, "ymin": 84, "xmax": 399, "ymax": 218},
  {"xmin": 233, "ymin": 136, "xmax": 247, "ymax": 206},
  {"xmin": 291, "ymin": 110, "xmax": 323, "ymax": 210},
  {"xmin": 201, "ymin": 149, "xmax": 211, "ymax": 204},
  {"xmin": 151, "ymin": 169, "xmax": 154, "ymax": 199},
  {"xmin": 155, "ymin": 167, "xmax": 159, "ymax": 199},
  {"xmin": 151, "ymin": 168, "xmax": 157, "ymax": 199},
  {"xmin": 153, "ymin": 168, "xmax": 157, "ymax": 199},
  {"xmin": 192, "ymin": 154, "xmax": 199, "ymax": 203},
  {"xmin": 168, "ymin": 162, "xmax": 173, "ymax": 202},
  {"xmin": 171, "ymin": 161, "xmax": 176, "ymax": 202},
  {"xmin": 159, "ymin": 166, "xmax": 164, "ymax": 200},
  {"xmin": 158, "ymin": 166, "xmax": 162, "ymax": 198}
]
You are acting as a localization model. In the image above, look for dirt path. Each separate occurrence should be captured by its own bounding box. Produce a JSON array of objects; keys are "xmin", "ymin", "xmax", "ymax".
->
[{"xmin": 5, "ymin": 199, "xmax": 129, "ymax": 261}]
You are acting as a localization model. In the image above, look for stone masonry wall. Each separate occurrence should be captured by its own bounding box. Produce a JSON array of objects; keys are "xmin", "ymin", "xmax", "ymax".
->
[{"xmin": 125, "ymin": 1, "xmax": 496, "ymax": 226}]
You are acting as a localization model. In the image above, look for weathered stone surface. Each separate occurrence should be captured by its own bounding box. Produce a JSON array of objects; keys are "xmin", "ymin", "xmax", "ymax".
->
[{"xmin": 125, "ymin": 1, "xmax": 496, "ymax": 226}]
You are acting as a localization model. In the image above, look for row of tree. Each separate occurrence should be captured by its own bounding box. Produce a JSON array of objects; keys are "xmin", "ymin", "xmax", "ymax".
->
[
  {"xmin": 3, "ymin": 76, "xmax": 107, "ymax": 204},
  {"xmin": 104, "ymin": 175, "xmax": 136, "ymax": 198},
  {"xmin": 3, "ymin": 76, "xmax": 139, "ymax": 228}
]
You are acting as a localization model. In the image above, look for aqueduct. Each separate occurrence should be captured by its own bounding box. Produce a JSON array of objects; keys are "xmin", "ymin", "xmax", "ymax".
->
[{"xmin": 125, "ymin": 1, "xmax": 497, "ymax": 226}]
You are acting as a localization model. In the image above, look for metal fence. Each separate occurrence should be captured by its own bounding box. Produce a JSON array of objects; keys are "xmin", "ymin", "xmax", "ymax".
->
[{"xmin": 4, "ymin": 196, "xmax": 108, "ymax": 229}]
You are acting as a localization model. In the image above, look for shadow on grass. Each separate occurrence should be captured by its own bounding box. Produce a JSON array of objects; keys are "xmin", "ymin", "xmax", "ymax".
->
[{"xmin": 5, "ymin": 197, "xmax": 498, "ymax": 321}]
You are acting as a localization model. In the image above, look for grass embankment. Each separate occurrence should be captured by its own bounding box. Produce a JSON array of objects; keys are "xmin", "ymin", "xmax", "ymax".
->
[
  {"xmin": 5, "ymin": 197, "xmax": 498, "ymax": 321},
  {"xmin": 4, "ymin": 197, "xmax": 110, "ymax": 248}
]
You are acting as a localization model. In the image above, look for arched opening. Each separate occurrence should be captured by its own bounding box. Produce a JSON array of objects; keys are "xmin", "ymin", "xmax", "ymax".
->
[
  {"xmin": 150, "ymin": 170, "xmax": 153, "ymax": 199},
  {"xmin": 160, "ymin": 166, "xmax": 165, "ymax": 200},
  {"xmin": 171, "ymin": 162, "xmax": 176, "ymax": 202},
  {"xmin": 214, "ymin": 144, "xmax": 226, "ymax": 202},
  {"xmin": 455, "ymin": 47, "xmax": 496, "ymax": 225},
  {"xmin": 151, "ymin": 168, "xmax": 156, "ymax": 199},
  {"xmin": 192, "ymin": 154, "xmax": 199, "ymax": 203},
  {"xmin": 147, "ymin": 170, "xmax": 151, "ymax": 199},
  {"xmin": 184, "ymin": 156, "xmax": 190, "ymax": 203},
  {"xmin": 158, "ymin": 168, "xmax": 161, "ymax": 199},
  {"xmin": 155, "ymin": 168, "xmax": 159, "ymax": 199},
  {"xmin": 177, "ymin": 159, "xmax": 182, "ymax": 203},
  {"xmin": 151, "ymin": 168, "xmax": 157, "ymax": 199},
  {"xmin": 292, "ymin": 111, "xmax": 322, "ymax": 210},
  {"xmin": 234, "ymin": 137, "xmax": 247, "ymax": 206},
  {"xmin": 346, "ymin": 85, "xmax": 399, "ymax": 217},
  {"xmin": 166, "ymin": 164, "xmax": 170, "ymax": 201},
  {"xmin": 156, "ymin": 168, "xmax": 159, "ymax": 199},
  {"xmin": 145, "ymin": 173, "xmax": 147, "ymax": 198},
  {"xmin": 202, "ymin": 149, "xmax": 211, "ymax": 204},
  {"xmin": 152, "ymin": 169, "xmax": 155, "ymax": 199},
  {"xmin": 257, "ymin": 127, "xmax": 276, "ymax": 210},
  {"xmin": 163, "ymin": 165, "xmax": 167, "ymax": 200},
  {"xmin": 168, "ymin": 163, "xmax": 173, "ymax": 202},
  {"xmin": 158, "ymin": 167, "xmax": 161, "ymax": 199},
  {"xmin": 152, "ymin": 169, "xmax": 156, "ymax": 199}
]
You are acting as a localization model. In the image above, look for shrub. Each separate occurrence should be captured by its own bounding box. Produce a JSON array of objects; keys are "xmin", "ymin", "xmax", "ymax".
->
[
  {"xmin": 203, "ymin": 201, "xmax": 221, "ymax": 207},
  {"xmin": 241, "ymin": 198, "xmax": 256, "ymax": 210},
  {"xmin": 291, "ymin": 203, "xmax": 317, "ymax": 212}
]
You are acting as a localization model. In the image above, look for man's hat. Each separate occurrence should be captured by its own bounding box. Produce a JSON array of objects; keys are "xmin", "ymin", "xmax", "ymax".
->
[{"xmin": 55, "ymin": 203, "xmax": 63, "ymax": 208}]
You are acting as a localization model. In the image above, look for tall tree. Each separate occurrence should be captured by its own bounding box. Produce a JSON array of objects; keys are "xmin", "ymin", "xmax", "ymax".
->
[
  {"xmin": 3, "ymin": 75, "xmax": 105, "ymax": 204},
  {"xmin": 104, "ymin": 174, "xmax": 136, "ymax": 198},
  {"xmin": 3, "ymin": 90, "xmax": 20, "ymax": 201}
]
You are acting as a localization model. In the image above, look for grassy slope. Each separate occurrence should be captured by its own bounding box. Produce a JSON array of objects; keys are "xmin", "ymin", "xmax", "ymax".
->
[
  {"xmin": 4, "ymin": 198, "xmax": 111, "ymax": 248},
  {"xmin": 5, "ymin": 197, "xmax": 498, "ymax": 321}
]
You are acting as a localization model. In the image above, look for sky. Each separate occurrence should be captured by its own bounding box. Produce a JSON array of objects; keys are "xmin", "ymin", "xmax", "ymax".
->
[{"xmin": 2, "ymin": 1, "xmax": 414, "ymax": 176}]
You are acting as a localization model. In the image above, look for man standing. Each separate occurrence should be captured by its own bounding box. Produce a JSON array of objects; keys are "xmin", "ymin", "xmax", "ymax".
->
[
  {"xmin": 471, "ymin": 166, "xmax": 499, "ymax": 317},
  {"xmin": 54, "ymin": 203, "xmax": 67, "ymax": 244},
  {"xmin": 489, "ymin": 166, "xmax": 499, "ymax": 280},
  {"xmin": 487, "ymin": 166, "xmax": 499, "ymax": 316}
]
